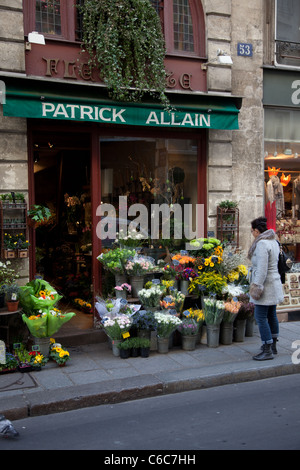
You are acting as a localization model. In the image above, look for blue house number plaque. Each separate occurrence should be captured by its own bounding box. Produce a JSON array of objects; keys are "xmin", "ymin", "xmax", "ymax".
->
[{"xmin": 237, "ymin": 43, "xmax": 253, "ymax": 57}]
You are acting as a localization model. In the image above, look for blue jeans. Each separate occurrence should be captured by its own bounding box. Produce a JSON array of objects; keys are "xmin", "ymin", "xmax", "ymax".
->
[{"xmin": 254, "ymin": 304, "xmax": 279, "ymax": 344}]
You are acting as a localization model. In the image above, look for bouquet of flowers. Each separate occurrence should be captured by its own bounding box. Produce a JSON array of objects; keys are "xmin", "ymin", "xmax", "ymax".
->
[
  {"xmin": 181, "ymin": 268, "xmax": 198, "ymax": 280},
  {"xmin": 22, "ymin": 306, "xmax": 76, "ymax": 338},
  {"xmin": 177, "ymin": 317, "xmax": 199, "ymax": 336},
  {"xmin": 102, "ymin": 314, "xmax": 132, "ymax": 340},
  {"xmin": 19, "ymin": 279, "xmax": 63, "ymax": 313},
  {"xmin": 237, "ymin": 293, "xmax": 255, "ymax": 319},
  {"xmin": 125, "ymin": 256, "xmax": 155, "ymax": 276},
  {"xmin": 182, "ymin": 308, "xmax": 205, "ymax": 326},
  {"xmin": 202, "ymin": 298, "xmax": 224, "ymax": 325},
  {"xmin": 222, "ymin": 283, "xmax": 246, "ymax": 298},
  {"xmin": 172, "ymin": 253, "xmax": 195, "ymax": 266},
  {"xmin": 97, "ymin": 248, "xmax": 136, "ymax": 274},
  {"xmin": 161, "ymin": 263, "xmax": 176, "ymax": 280},
  {"xmin": 131, "ymin": 310, "xmax": 157, "ymax": 331},
  {"xmin": 154, "ymin": 312, "xmax": 182, "ymax": 338},
  {"xmin": 223, "ymin": 298, "xmax": 242, "ymax": 323},
  {"xmin": 189, "ymin": 271, "xmax": 227, "ymax": 297},
  {"xmin": 114, "ymin": 283, "xmax": 131, "ymax": 293},
  {"xmin": 138, "ymin": 285, "xmax": 163, "ymax": 308}
]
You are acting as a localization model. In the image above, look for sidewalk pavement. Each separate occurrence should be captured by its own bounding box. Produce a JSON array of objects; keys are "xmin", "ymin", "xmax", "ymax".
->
[{"xmin": 1, "ymin": 321, "xmax": 300, "ymax": 422}]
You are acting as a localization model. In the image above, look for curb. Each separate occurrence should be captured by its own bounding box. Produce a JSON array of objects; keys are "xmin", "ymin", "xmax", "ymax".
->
[{"xmin": 2, "ymin": 362, "xmax": 300, "ymax": 421}]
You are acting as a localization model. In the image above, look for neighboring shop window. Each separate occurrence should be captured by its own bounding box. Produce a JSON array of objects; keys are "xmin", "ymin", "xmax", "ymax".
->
[
  {"xmin": 35, "ymin": 0, "xmax": 61, "ymax": 35},
  {"xmin": 264, "ymin": 108, "xmax": 300, "ymax": 239},
  {"xmin": 276, "ymin": 0, "xmax": 300, "ymax": 66}
]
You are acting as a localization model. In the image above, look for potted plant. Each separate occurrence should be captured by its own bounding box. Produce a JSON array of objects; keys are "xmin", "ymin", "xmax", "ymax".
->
[
  {"xmin": 117, "ymin": 339, "xmax": 132, "ymax": 359},
  {"xmin": 29, "ymin": 351, "xmax": 48, "ymax": 371},
  {"xmin": 49, "ymin": 343, "xmax": 70, "ymax": 366},
  {"xmin": 138, "ymin": 337, "xmax": 151, "ymax": 357},
  {"xmin": 5, "ymin": 283, "xmax": 20, "ymax": 312},
  {"xmin": 0, "ymin": 261, "xmax": 19, "ymax": 305},
  {"xmin": 27, "ymin": 204, "xmax": 51, "ymax": 227},
  {"xmin": 14, "ymin": 232, "xmax": 30, "ymax": 258},
  {"xmin": 154, "ymin": 312, "xmax": 182, "ymax": 353},
  {"xmin": 3, "ymin": 232, "xmax": 17, "ymax": 258},
  {"xmin": 0, "ymin": 353, "xmax": 19, "ymax": 374},
  {"xmin": 14, "ymin": 345, "xmax": 32, "ymax": 372}
]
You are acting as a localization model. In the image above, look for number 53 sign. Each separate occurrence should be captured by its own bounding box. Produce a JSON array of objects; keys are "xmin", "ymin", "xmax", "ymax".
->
[{"xmin": 237, "ymin": 43, "xmax": 253, "ymax": 57}]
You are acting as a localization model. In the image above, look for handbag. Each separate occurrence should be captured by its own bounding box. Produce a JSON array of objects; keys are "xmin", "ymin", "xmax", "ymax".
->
[{"xmin": 277, "ymin": 242, "xmax": 291, "ymax": 284}]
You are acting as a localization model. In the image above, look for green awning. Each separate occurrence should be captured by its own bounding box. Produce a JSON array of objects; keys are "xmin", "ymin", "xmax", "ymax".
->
[{"xmin": 2, "ymin": 78, "xmax": 240, "ymax": 130}]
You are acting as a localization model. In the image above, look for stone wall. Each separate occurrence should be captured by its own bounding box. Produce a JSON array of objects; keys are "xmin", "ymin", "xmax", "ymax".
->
[
  {"xmin": 0, "ymin": 0, "xmax": 29, "ymax": 282},
  {"xmin": 203, "ymin": 0, "xmax": 264, "ymax": 252}
]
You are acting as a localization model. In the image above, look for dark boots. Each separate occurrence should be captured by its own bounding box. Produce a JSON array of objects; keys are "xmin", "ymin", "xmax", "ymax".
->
[
  {"xmin": 271, "ymin": 338, "xmax": 278, "ymax": 354},
  {"xmin": 253, "ymin": 343, "xmax": 274, "ymax": 361}
]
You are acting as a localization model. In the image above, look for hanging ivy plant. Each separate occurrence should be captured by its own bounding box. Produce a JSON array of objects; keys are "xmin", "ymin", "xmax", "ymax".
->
[{"xmin": 78, "ymin": 0, "xmax": 169, "ymax": 108}]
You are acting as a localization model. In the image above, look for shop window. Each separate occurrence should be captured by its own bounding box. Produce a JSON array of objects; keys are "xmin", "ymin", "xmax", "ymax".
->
[
  {"xmin": 99, "ymin": 136, "xmax": 198, "ymax": 253},
  {"xmin": 275, "ymin": 0, "xmax": 300, "ymax": 67}
]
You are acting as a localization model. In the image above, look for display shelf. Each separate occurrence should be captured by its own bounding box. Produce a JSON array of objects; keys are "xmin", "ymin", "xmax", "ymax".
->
[
  {"xmin": 216, "ymin": 206, "xmax": 239, "ymax": 246},
  {"xmin": 0, "ymin": 200, "xmax": 28, "ymax": 259}
]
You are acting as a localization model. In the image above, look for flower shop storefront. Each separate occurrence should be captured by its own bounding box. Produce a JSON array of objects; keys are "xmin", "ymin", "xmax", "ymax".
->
[{"xmin": 1, "ymin": 77, "xmax": 245, "ymax": 361}]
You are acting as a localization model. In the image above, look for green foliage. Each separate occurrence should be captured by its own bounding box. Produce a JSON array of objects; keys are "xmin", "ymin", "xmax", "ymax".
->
[
  {"xmin": 28, "ymin": 205, "xmax": 51, "ymax": 222},
  {"xmin": 78, "ymin": 0, "xmax": 169, "ymax": 108},
  {"xmin": 218, "ymin": 200, "xmax": 238, "ymax": 209}
]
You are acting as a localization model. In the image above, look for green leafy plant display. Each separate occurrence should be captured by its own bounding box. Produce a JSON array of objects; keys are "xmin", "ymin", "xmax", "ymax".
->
[{"xmin": 78, "ymin": 0, "xmax": 169, "ymax": 108}]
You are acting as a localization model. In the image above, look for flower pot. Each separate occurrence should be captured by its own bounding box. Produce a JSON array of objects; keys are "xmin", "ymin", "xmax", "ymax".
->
[
  {"xmin": 120, "ymin": 348, "xmax": 130, "ymax": 359},
  {"xmin": 180, "ymin": 280, "xmax": 189, "ymax": 296},
  {"xmin": 140, "ymin": 347, "xmax": 150, "ymax": 358},
  {"xmin": 220, "ymin": 322, "xmax": 233, "ymax": 345},
  {"xmin": 17, "ymin": 364, "xmax": 32, "ymax": 373},
  {"xmin": 206, "ymin": 324, "xmax": 220, "ymax": 348},
  {"xmin": 245, "ymin": 317, "xmax": 255, "ymax": 337},
  {"xmin": 129, "ymin": 275, "xmax": 144, "ymax": 297},
  {"xmin": 233, "ymin": 319, "xmax": 246, "ymax": 342},
  {"xmin": 131, "ymin": 347, "xmax": 140, "ymax": 357},
  {"xmin": 157, "ymin": 336, "xmax": 169, "ymax": 353},
  {"xmin": 181, "ymin": 334, "xmax": 197, "ymax": 351},
  {"xmin": 3, "ymin": 249, "xmax": 16, "ymax": 259},
  {"xmin": 6, "ymin": 301, "xmax": 19, "ymax": 312},
  {"xmin": 115, "ymin": 289, "xmax": 127, "ymax": 300},
  {"xmin": 18, "ymin": 249, "xmax": 28, "ymax": 258},
  {"xmin": 112, "ymin": 339, "xmax": 122, "ymax": 357}
]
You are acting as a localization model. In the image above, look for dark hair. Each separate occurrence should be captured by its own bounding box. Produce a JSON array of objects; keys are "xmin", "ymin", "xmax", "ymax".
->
[{"xmin": 251, "ymin": 216, "xmax": 268, "ymax": 233}]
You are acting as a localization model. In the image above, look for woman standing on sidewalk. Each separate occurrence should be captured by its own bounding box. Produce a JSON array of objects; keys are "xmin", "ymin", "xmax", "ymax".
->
[{"xmin": 248, "ymin": 216, "xmax": 283, "ymax": 361}]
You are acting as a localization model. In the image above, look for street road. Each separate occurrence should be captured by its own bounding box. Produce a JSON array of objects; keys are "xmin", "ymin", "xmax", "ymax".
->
[{"xmin": 1, "ymin": 374, "xmax": 300, "ymax": 451}]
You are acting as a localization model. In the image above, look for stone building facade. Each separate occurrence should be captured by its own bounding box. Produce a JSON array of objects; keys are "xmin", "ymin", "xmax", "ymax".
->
[{"xmin": 0, "ymin": 0, "xmax": 266, "ymax": 289}]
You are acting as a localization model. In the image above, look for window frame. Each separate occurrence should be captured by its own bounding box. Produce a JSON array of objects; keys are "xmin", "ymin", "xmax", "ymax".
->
[
  {"xmin": 274, "ymin": 0, "xmax": 300, "ymax": 69},
  {"xmin": 164, "ymin": 0, "xmax": 205, "ymax": 58},
  {"xmin": 23, "ymin": 0, "xmax": 78, "ymax": 43}
]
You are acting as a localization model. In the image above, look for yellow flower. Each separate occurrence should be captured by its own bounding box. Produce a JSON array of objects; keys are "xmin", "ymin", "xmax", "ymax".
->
[{"xmin": 50, "ymin": 338, "xmax": 55, "ymax": 344}]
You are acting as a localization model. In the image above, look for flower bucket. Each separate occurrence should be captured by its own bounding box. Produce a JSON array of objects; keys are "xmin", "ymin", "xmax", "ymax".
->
[
  {"xmin": 115, "ymin": 274, "xmax": 127, "ymax": 286},
  {"xmin": 245, "ymin": 317, "xmax": 255, "ymax": 337},
  {"xmin": 112, "ymin": 339, "xmax": 122, "ymax": 357},
  {"xmin": 181, "ymin": 334, "xmax": 197, "ymax": 351},
  {"xmin": 33, "ymin": 337, "xmax": 50, "ymax": 357},
  {"xmin": 116, "ymin": 289, "xmax": 127, "ymax": 300},
  {"xmin": 233, "ymin": 319, "xmax": 246, "ymax": 342},
  {"xmin": 220, "ymin": 322, "xmax": 233, "ymax": 345},
  {"xmin": 180, "ymin": 280, "xmax": 189, "ymax": 296},
  {"xmin": 206, "ymin": 324, "xmax": 220, "ymax": 348},
  {"xmin": 129, "ymin": 276, "xmax": 144, "ymax": 297},
  {"xmin": 157, "ymin": 336, "xmax": 169, "ymax": 353}
]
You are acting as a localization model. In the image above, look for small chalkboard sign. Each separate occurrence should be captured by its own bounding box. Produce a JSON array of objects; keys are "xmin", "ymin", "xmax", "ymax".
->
[{"xmin": 0, "ymin": 340, "xmax": 6, "ymax": 365}]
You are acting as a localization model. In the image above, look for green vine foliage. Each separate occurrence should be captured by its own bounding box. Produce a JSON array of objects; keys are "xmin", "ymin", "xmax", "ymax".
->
[{"xmin": 78, "ymin": 0, "xmax": 169, "ymax": 108}]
